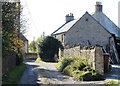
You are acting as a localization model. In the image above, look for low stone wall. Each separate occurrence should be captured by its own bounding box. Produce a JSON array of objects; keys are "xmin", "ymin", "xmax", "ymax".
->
[
  {"xmin": 64, "ymin": 46, "xmax": 81, "ymax": 57},
  {"xmin": 2, "ymin": 51, "xmax": 16, "ymax": 75},
  {"xmin": 61, "ymin": 45, "xmax": 104, "ymax": 75},
  {"xmin": 25, "ymin": 53, "xmax": 37, "ymax": 59}
]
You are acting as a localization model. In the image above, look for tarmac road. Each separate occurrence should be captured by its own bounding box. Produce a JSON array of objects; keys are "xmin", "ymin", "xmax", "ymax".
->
[{"xmin": 18, "ymin": 60, "xmax": 120, "ymax": 86}]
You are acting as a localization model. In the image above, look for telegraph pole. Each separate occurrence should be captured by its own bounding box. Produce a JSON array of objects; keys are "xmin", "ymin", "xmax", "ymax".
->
[{"xmin": 17, "ymin": 1, "xmax": 20, "ymax": 53}]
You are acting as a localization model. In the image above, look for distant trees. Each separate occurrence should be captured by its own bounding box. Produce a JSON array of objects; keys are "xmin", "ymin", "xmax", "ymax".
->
[
  {"xmin": 29, "ymin": 41, "xmax": 37, "ymax": 53},
  {"xmin": 28, "ymin": 36, "xmax": 44, "ymax": 53}
]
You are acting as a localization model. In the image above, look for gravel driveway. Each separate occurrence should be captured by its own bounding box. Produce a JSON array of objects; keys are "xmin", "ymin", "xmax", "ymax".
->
[{"xmin": 18, "ymin": 60, "xmax": 107, "ymax": 85}]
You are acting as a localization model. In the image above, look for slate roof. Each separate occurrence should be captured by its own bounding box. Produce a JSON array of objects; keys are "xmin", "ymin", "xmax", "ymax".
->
[
  {"xmin": 92, "ymin": 12, "xmax": 119, "ymax": 37},
  {"xmin": 52, "ymin": 12, "xmax": 120, "ymax": 37},
  {"xmin": 52, "ymin": 18, "xmax": 79, "ymax": 35}
]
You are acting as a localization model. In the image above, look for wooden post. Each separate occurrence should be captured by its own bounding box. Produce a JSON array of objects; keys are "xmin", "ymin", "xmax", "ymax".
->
[{"xmin": 103, "ymin": 53, "xmax": 109, "ymax": 73}]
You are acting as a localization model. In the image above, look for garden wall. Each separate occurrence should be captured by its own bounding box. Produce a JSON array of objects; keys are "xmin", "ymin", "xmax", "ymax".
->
[
  {"xmin": 60, "ymin": 45, "xmax": 104, "ymax": 75},
  {"xmin": 25, "ymin": 53, "xmax": 37, "ymax": 59},
  {"xmin": 2, "ymin": 51, "xmax": 16, "ymax": 75}
]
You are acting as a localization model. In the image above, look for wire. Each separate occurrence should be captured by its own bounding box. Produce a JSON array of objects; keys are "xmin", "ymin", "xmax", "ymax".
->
[{"xmin": 23, "ymin": 0, "xmax": 41, "ymax": 34}]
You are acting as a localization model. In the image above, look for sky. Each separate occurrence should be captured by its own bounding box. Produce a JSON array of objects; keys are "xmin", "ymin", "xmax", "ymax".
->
[{"xmin": 20, "ymin": 0, "xmax": 120, "ymax": 43}]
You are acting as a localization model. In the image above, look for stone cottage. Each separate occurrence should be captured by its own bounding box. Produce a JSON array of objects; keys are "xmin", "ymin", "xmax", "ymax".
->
[
  {"xmin": 19, "ymin": 33, "xmax": 29, "ymax": 53},
  {"xmin": 52, "ymin": 2, "xmax": 120, "ymax": 63}
]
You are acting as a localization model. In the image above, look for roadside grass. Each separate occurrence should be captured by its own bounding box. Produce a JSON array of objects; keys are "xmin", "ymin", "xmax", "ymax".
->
[
  {"xmin": 51, "ymin": 63, "xmax": 58, "ymax": 67},
  {"xmin": 104, "ymin": 79, "xmax": 120, "ymax": 85},
  {"xmin": 36, "ymin": 57, "xmax": 45, "ymax": 63},
  {"xmin": 2, "ymin": 63, "xmax": 26, "ymax": 85}
]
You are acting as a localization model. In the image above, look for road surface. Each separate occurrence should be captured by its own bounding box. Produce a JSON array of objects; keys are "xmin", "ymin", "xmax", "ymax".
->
[{"xmin": 18, "ymin": 60, "xmax": 120, "ymax": 85}]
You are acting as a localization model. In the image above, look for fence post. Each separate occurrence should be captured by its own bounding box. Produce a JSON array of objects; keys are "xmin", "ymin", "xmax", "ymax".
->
[{"xmin": 103, "ymin": 53, "xmax": 109, "ymax": 73}]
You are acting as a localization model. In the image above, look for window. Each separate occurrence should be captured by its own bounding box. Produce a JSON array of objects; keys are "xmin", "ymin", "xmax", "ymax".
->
[
  {"xmin": 86, "ymin": 18, "xmax": 88, "ymax": 21},
  {"xmin": 61, "ymin": 34, "xmax": 65, "ymax": 43}
]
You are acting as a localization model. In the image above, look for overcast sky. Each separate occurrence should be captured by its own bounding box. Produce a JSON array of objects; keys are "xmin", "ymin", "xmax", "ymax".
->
[{"xmin": 21, "ymin": 0, "xmax": 120, "ymax": 43}]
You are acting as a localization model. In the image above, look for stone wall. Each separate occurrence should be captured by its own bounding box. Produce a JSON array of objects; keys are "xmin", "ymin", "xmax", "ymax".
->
[
  {"xmin": 61, "ymin": 45, "xmax": 104, "ymax": 75},
  {"xmin": 64, "ymin": 45, "xmax": 80, "ymax": 57},
  {"xmin": 2, "ymin": 51, "xmax": 16, "ymax": 75},
  {"xmin": 25, "ymin": 53, "xmax": 37, "ymax": 59}
]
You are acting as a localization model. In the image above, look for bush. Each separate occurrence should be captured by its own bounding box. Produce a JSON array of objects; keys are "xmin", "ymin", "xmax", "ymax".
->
[
  {"xmin": 57, "ymin": 56, "xmax": 104, "ymax": 81},
  {"xmin": 80, "ymin": 71, "xmax": 104, "ymax": 81},
  {"xmin": 57, "ymin": 57, "xmax": 73, "ymax": 72},
  {"xmin": 104, "ymin": 80, "xmax": 119, "ymax": 85},
  {"xmin": 38, "ymin": 36, "xmax": 62, "ymax": 62},
  {"xmin": 63, "ymin": 65, "xmax": 72, "ymax": 76},
  {"xmin": 16, "ymin": 51, "xmax": 24, "ymax": 65}
]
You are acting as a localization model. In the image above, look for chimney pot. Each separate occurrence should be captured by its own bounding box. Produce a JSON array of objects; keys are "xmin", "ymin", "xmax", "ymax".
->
[
  {"xmin": 65, "ymin": 13, "xmax": 74, "ymax": 23},
  {"xmin": 95, "ymin": 1, "xmax": 103, "ymax": 12}
]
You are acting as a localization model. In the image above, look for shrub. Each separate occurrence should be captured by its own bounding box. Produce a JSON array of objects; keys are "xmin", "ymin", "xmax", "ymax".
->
[
  {"xmin": 63, "ymin": 65, "xmax": 72, "ymax": 76},
  {"xmin": 57, "ymin": 57, "xmax": 73, "ymax": 72},
  {"xmin": 38, "ymin": 36, "xmax": 62, "ymax": 62},
  {"xmin": 71, "ymin": 61, "xmax": 86, "ymax": 71},
  {"xmin": 80, "ymin": 71, "xmax": 104, "ymax": 81},
  {"xmin": 57, "ymin": 56, "xmax": 104, "ymax": 81},
  {"xmin": 16, "ymin": 51, "xmax": 24, "ymax": 66},
  {"xmin": 104, "ymin": 80, "xmax": 119, "ymax": 85}
]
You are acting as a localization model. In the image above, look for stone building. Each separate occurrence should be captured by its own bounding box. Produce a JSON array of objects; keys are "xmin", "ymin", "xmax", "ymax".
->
[
  {"xmin": 19, "ymin": 33, "xmax": 29, "ymax": 53},
  {"xmin": 93, "ymin": 2, "xmax": 120, "ymax": 37},
  {"xmin": 52, "ymin": 2, "xmax": 120, "ymax": 63}
]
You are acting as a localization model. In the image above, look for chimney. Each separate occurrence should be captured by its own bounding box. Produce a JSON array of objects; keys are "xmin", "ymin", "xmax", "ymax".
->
[
  {"xmin": 65, "ymin": 13, "xmax": 74, "ymax": 23},
  {"xmin": 95, "ymin": 2, "xmax": 103, "ymax": 12}
]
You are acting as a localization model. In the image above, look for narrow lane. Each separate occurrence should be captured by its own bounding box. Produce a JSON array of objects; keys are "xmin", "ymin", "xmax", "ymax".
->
[
  {"xmin": 18, "ymin": 60, "xmax": 107, "ymax": 85},
  {"xmin": 18, "ymin": 60, "xmax": 38, "ymax": 85}
]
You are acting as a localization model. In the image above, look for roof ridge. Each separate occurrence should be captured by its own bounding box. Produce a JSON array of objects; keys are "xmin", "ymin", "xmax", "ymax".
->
[{"xmin": 66, "ymin": 11, "xmax": 112, "ymax": 36}]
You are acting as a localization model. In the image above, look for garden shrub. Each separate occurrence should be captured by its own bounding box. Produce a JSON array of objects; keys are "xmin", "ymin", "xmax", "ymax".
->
[
  {"xmin": 58, "ymin": 57, "xmax": 73, "ymax": 72},
  {"xmin": 57, "ymin": 56, "xmax": 104, "ymax": 81},
  {"xmin": 63, "ymin": 65, "xmax": 72, "ymax": 76}
]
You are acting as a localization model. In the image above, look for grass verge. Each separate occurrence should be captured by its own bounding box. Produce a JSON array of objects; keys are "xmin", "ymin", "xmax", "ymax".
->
[
  {"xmin": 36, "ymin": 57, "xmax": 45, "ymax": 63},
  {"xmin": 2, "ymin": 63, "xmax": 26, "ymax": 85},
  {"xmin": 104, "ymin": 80, "xmax": 120, "ymax": 85}
]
